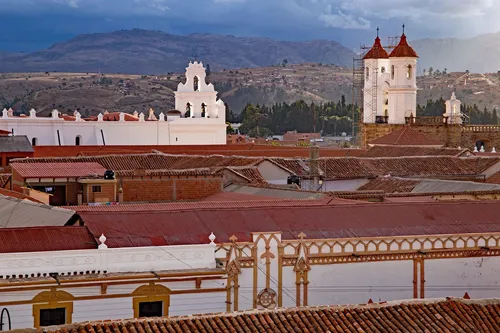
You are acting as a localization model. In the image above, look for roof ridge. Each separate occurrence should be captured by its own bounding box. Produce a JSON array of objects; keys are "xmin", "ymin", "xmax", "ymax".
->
[{"xmin": 38, "ymin": 297, "xmax": 496, "ymax": 331}]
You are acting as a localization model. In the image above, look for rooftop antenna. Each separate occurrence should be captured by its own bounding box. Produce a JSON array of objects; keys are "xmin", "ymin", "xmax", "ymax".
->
[{"xmin": 192, "ymin": 46, "xmax": 199, "ymax": 62}]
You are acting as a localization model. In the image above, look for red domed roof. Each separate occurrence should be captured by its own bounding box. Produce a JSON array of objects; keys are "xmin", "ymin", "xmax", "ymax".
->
[
  {"xmin": 363, "ymin": 36, "xmax": 389, "ymax": 60},
  {"xmin": 389, "ymin": 34, "xmax": 418, "ymax": 58}
]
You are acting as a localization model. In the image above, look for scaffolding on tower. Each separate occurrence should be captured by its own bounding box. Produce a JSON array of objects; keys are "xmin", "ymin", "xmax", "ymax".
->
[{"xmin": 351, "ymin": 36, "xmax": 401, "ymax": 138}]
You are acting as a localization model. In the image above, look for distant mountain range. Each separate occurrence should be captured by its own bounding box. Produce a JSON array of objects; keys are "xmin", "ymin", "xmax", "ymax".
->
[
  {"xmin": 0, "ymin": 29, "xmax": 356, "ymax": 74},
  {"xmin": 1, "ymin": 29, "xmax": 500, "ymax": 74}
]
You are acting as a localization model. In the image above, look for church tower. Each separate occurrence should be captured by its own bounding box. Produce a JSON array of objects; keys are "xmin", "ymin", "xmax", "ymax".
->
[
  {"xmin": 175, "ymin": 61, "xmax": 225, "ymax": 121},
  {"xmin": 387, "ymin": 26, "xmax": 418, "ymax": 124},
  {"xmin": 362, "ymin": 28, "xmax": 390, "ymax": 124}
]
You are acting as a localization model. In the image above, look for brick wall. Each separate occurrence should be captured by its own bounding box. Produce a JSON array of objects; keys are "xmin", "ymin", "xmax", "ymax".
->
[
  {"xmin": 66, "ymin": 183, "xmax": 80, "ymax": 205},
  {"xmin": 122, "ymin": 176, "xmax": 222, "ymax": 202},
  {"xmin": 85, "ymin": 183, "xmax": 116, "ymax": 203}
]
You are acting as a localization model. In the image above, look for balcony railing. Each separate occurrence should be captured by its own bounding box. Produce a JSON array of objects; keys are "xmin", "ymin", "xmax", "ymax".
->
[{"xmin": 462, "ymin": 125, "xmax": 500, "ymax": 133}]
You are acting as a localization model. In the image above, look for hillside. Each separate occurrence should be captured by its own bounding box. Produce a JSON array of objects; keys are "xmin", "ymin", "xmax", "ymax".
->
[
  {"xmin": 412, "ymin": 32, "xmax": 500, "ymax": 73},
  {"xmin": 0, "ymin": 29, "xmax": 355, "ymax": 74},
  {"xmin": 2, "ymin": 65, "xmax": 500, "ymax": 117}
]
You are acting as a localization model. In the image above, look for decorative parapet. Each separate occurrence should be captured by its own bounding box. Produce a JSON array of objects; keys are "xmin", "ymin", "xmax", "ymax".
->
[
  {"xmin": 462, "ymin": 125, "xmax": 500, "ymax": 133},
  {"xmin": 0, "ymin": 241, "xmax": 217, "ymax": 278}
]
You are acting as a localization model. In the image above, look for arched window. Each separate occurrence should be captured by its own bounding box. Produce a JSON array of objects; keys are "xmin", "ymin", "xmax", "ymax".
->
[
  {"xmin": 32, "ymin": 288, "xmax": 74, "ymax": 327},
  {"xmin": 391, "ymin": 65, "xmax": 395, "ymax": 80},
  {"xmin": 31, "ymin": 137, "xmax": 37, "ymax": 146},
  {"xmin": 132, "ymin": 282, "xmax": 171, "ymax": 318},
  {"xmin": 193, "ymin": 76, "xmax": 199, "ymax": 91},
  {"xmin": 407, "ymin": 65, "xmax": 412, "ymax": 79},
  {"xmin": 75, "ymin": 136, "xmax": 81, "ymax": 146},
  {"xmin": 381, "ymin": 67, "xmax": 385, "ymax": 73},
  {"xmin": 365, "ymin": 67, "xmax": 369, "ymax": 81}
]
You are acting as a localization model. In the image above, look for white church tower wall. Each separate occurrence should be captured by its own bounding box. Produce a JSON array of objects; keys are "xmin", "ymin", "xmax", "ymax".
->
[
  {"xmin": 362, "ymin": 27, "xmax": 419, "ymax": 125},
  {"xmin": 387, "ymin": 28, "xmax": 418, "ymax": 124}
]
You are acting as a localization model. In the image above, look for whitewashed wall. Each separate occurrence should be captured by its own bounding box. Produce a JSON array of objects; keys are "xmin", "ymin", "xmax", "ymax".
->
[
  {"xmin": 3, "ymin": 279, "xmax": 227, "ymax": 329},
  {"xmin": 256, "ymin": 160, "xmax": 292, "ymax": 184},
  {"xmin": 0, "ymin": 238, "xmax": 227, "ymax": 329},
  {"xmin": 424, "ymin": 257, "xmax": 500, "ymax": 299},
  {"xmin": 0, "ymin": 117, "xmax": 226, "ymax": 146}
]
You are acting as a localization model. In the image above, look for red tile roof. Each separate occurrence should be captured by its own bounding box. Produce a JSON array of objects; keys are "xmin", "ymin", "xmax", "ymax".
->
[
  {"xmin": 13, "ymin": 153, "xmax": 262, "ymax": 172},
  {"xmin": 363, "ymin": 36, "xmax": 389, "ymax": 60},
  {"xmin": 0, "ymin": 188, "xmax": 44, "ymax": 203},
  {"xmin": 389, "ymin": 33, "xmax": 419, "ymax": 58},
  {"xmin": 33, "ymin": 145, "xmax": 367, "ymax": 158},
  {"xmin": 224, "ymin": 166, "xmax": 267, "ymax": 184},
  {"xmin": 369, "ymin": 127, "xmax": 441, "ymax": 146},
  {"xmin": 0, "ymin": 173, "xmax": 10, "ymax": 188},
  {"xmin": 10, "ymin": 162, "xmax": 107, "ymax": 178},
  {"xmin": 39, "ymin": 298, "xmax": 500, "ymax": 333},
  {"xmin": 357, "ymin": 176, "xmax": 419, "ymax": 193},
  {"xmin": 0, "ymin": 226, "xmax": 97, "ymax": 253},
  {"xmin": 0, "ymin": 129, "xmax": 11, "ymax": 136},
  {"xmin": 363, "ymin": 146, "xmax": 470, "ymax": 157},
  {"xmin": 79, "ymin": 200, "xmax": 500, "ymax": 246}
]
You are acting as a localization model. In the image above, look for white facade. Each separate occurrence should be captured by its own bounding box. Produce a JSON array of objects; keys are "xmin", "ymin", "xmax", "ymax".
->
[
  {"xmin": 363, "ymin": 34, "xmax": 418, "ymax": 125},
  {"xmin": 0, "ymin": 62, "xmax": 227, "ymax": 146},
  {"xmin": 219, "ymin": 231, "xmax": 500, "ymax": 313},
  {"xmin": 444, "ymin": 92, "xmax": 463, "ymax": 124},
  {"xmin": 363, "ymin": 57, "xmax": 390, "ymax": 123},
  {"xmin": 387, "ymin": 57, "xmax": 418, "ymax": 124},
  {"xmin": 0, "ymin": 234, "xmax": 227, "ymax": 329}
]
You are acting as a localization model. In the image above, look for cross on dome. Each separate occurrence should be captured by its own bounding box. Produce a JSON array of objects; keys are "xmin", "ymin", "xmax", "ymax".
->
[
  {"xmin": 402, "ymin": 23, "xmax": 405, "ymax": 34},
  {"xmin": 376, "ymin": 27, "xmax": 379, "ymax": 37}
]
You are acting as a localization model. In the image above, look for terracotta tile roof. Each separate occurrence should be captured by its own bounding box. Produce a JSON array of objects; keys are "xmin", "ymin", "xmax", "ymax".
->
[
  {"xmin": 363, "ymin": 36, "xmax": 389, "ymax": 59},
  {"xmin": 33, "ymin": 145, "xmax": 367, "ymax": 159},
  {"xmin": 0, "ymin": 226, "xmax": 96, "ymax": 253},
  {"xmin": 224, "ymin": 166, "xmax": 267, "ymax": 184},
  {"xmin": 79, "ymin": 200, "xmax": 500, "ymax": 246},
  {"xmin": 358, "ymin": 177, "xmax": 420, "ymax": 193},
  {"xmin": 39, "ymin": 298, "xmax": 500, "ymax": 333},
  {"xmin": 389, "ymin": 33, "xmax": 419, "ymax": 58},
  {"xmin": 64, "ymin": 197, "xmax": 338, "ymax": 213},
  {"xmin": 0, "ymin": 129, "xmax": 11, "ymax": 136},
  {"xmin": 13, "ymin": 153, "xmax": 262, "ymax": 172},
  {"xmin": 369, "ymin": 127, "xmax": 441, "ymax": 146},
  {"xmin": 10, "ymin": 162, "xmax": 107, "ymax": 178},
  {"xmin": 115, "ymin": 168, "xmax": 222, "ymax": 177},
  {"xmin": 486, "ymin": 171, "xmax": 500, "ymax": 184},
  {"xmin": 0, "ymin": 188, "xmax": 44, "ymax": 203},
  {"xmin": 0, "ymin": 174, "xmax": 10, "ymax": 188},
  {"xmin": 363, "ymin": 146, "xmax": 470, "ymax": 158},
  {"xmin": 365, "ymin": 156, "xmax": 499, "ymax": 178}
]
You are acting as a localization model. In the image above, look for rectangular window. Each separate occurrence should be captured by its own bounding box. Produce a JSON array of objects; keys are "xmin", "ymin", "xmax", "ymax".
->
[
  {"xmin": 139, "ymin": 301, "xmax": 163, "ymax": 317},
  {"xmin": 92, "ymin": 185, "xmax": 102, "ymax": 193},
  {"xmin": 40, "ymin": 308, "xmax": 66, "ymax": 326}
]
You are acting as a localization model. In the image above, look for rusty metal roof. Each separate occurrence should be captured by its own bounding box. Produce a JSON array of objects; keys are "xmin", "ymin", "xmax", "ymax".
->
[
  {"xmin": 79, "ymin": 200, "xmax": 500, "ymax": 247},
  {"xmin": 0, "ymin": 226, "xmax": 97, "ymax": 253}
]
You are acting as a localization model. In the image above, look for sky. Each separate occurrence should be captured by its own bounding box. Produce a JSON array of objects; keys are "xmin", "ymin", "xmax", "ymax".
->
[{"xmin": 1, "ymin": 0, "xmax": 500, "ymax": 53}]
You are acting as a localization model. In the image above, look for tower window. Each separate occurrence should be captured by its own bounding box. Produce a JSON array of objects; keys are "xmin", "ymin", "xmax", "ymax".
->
[
  {"xmin": 75, "ymin": 135, "xmax": 81, "ymax": 146},
  {"xmin": 32, "ymin": 137, "xmax": 38, "ymax": 146},
  {"xmin": 193, "ymin": 76, "xmax": 199, "ymax": 91},
  {"xmin": 391, "ymin": 65, "xmax": 395, "ymax": 80},
  {"xmin": 407, "ymin": 65, "xmax": 412, "ymax": 79},
  {"xmin": 381, "ymin": 67, "xmax": 385, "ymax": 73},
  {"xmin": 365, "ymin": 67, "xmax": 369, "ymax": 81}
]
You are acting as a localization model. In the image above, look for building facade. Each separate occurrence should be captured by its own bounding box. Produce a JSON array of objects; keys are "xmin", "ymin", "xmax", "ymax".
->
[
  {"xmin": 0, "ymin": 232, "xmax": 226, "ymax": 329},
  {"xmin": 0, "ymin": 62, "xmax": 227, "ymax": 146}
]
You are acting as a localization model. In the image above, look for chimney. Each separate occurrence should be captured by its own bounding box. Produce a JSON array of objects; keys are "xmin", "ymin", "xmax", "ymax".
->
[{"xmin": 309, "ymin": 145, "xmax": 320, "ymax": 189}]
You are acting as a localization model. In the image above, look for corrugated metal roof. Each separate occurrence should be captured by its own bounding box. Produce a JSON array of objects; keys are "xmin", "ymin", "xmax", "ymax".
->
[
  {"xmin": 0, "ymin": 195, "xmax": 75, "ymax": 228},
  {"xmin": 80, "ymin": 200, "xmax": 500, "ymax": 247},
  {"xmin": 411, "ymin": 179, "xmax": 500, "ymax": 193},
  {"xmin": 0, "ymin": 226, "xmax": 96, "ymax": 253},
  {"xmin": 10, "ymin": 162, "xmax": 106, "ymax": 178},
  {"xmin": 0, "ymin": 135, "xmax": 34, "ymax": 153}
]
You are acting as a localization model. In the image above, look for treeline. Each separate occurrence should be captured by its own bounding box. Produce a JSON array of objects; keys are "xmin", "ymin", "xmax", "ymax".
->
[
  {"xmin": 231, "ymin": 97, "xmax": 500, "ymax": 137},
  {"xmin": 417, "ymin": 98, "xmax": 499, "ymax": 124},
  {"xmin": 229, "ymin": 96, "xmax": 356, "ymax": 137}
]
